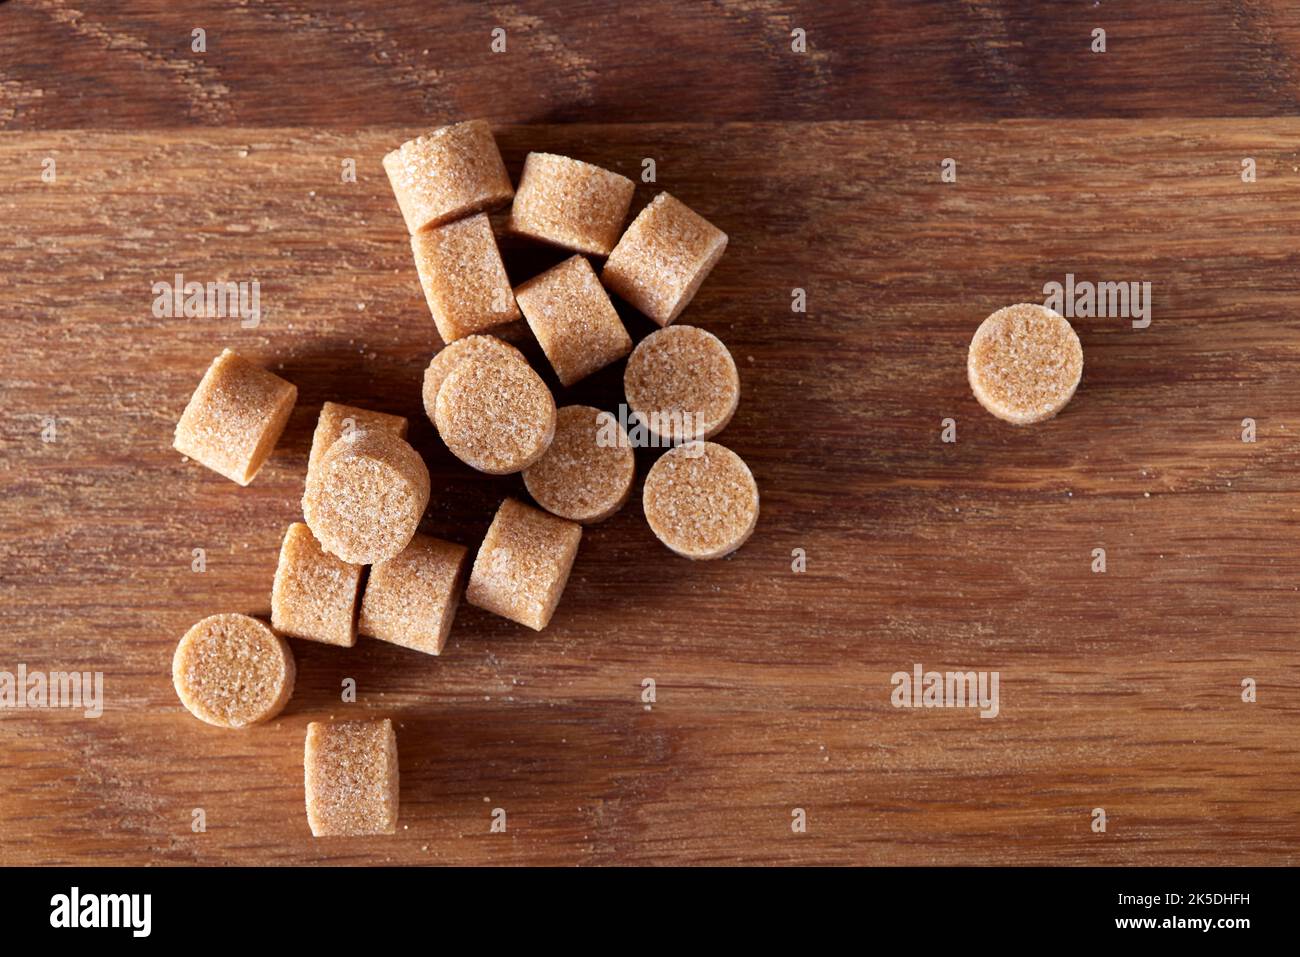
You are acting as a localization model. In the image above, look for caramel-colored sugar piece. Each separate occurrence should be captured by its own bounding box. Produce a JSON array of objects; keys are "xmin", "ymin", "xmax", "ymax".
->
[
  {"xmin": 624, "ymin": 325, "xmax": 739, "ymax": 442},
  {"xmin": 467, "ymin": 498, "xmax": 582, "ymax": 631},
  {"xmin": 421, "ymin": 335, "xmax": 527, "ymax": 421},
  {"xmin": 172, "ymin": 613, "xmax": 295, "ymax": 729},
  {"xmin": 515, "ymin": 255, "xmax": 632, "ymax": 387},
  {"xmin": 173, "ymin": 348, "xmax": 297, "ymax": 486},
  {"xmin": 523, "ymin": 405, "xmax": 635, "ymax": 523},
  {"xmin": 643, "ymin": 441, "xmax": 758, "ymax": 560},
  {"xmin": 271, "ymin": 522, "xmax": 364, "ymax": 648},
  {"xmin": 602, "ymin": 192, "xmax": 728, "ymax": 326},
  {"xmin": 382, "ymin": 120, "xmax": 513, "ymax": 234},
  {"xmin": 302, "ymin": 429, "xmax": 431, "ymax": 565},
  {"xmin": 508, "ymin": 152, "xmax": 636, "ymax": 256},
  {"xmin": 304, "ymin": 719, "xmax": 399, "ymax": 837},
  {"xmin": 358, "ymin": 533, "xmax": 467, "ymax": 656},
  {"xmin": 411, "ymin": 213, "xmax": 520, "ymax": 344},
  {"xmin": 434, "ymin": 354, "xmax": 556, "ymax": 475},
  {"xmin": 967, "ymin": 303, "xmax": 1083, "ymax": 425},
  {"xmin": 307, "ymin": 402, "xmax": 409, "ymax": 487}
]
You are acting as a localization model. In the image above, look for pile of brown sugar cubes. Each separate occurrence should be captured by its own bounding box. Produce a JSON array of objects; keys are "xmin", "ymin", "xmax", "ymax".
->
[{"xmin": 168, "ymin": 119, "xmax": 759, "ymax": 836}]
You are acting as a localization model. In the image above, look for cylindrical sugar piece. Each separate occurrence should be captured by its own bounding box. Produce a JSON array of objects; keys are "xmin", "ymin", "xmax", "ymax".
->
[
  {"xmin": 411, "ymin": 212, "xmax": 520, "ymax": 344},
  {"xmin": 302, "ymin": 429, "xmax": 431, "ymax": 565},
  {"xmin": 602, "ymin": 192, "xmax": 728, "ymax": 326},
  {"xmin": 467, "ymin": 498, "xmax": 582, "ymax": 631},
  {"xmin": 514, "ymin": 255, "xmax": 632, "ymax": 387},
  {"xmin": 434, "ymin": 353, "xmax": 556, "ymax": 475},
  {"xmin": 382, "ymin": 120, "xmax": 514, "ymax": 234},
  {"xmin": 523, "ymin": 405, "xmax": 635, "ymax": 523},
  {"xmin": 307, "ymin": 402, "xmax": 409, "ymax": 487},
  {"xmin": 271, "ymin": 522, "xmax": 364, "ymax": 648},
  {"xmin": 643, "ymin": 441, "xmax": 759, "ymax": 560},
  {"xmin": 304, "ymin": 719, "xmax": 399, "ymax": 837},
  {"xmin": 508, "ymin": 152, "xmax": 636, "ymax": 256},
  {"xmin": 421, "ymin": 335, "xmax": 527, "ymax": 420},
  {"xmin": 967, "ymin": 303, "xmax": 1083, "ymax": 425},
  {"xmin": 358, "ymin": 534, "xmax": 467, "ymax": 656},
  {"xmin": 173, "ymin": 348, "xmax": 297, "ymax": 486},
  {"xmin": 624, "ymin": 325, "xmax": 739, "ymax": 443},
  {"xmin": 172, "ymin": 613, "xmax": 296, "ymax": 729}
]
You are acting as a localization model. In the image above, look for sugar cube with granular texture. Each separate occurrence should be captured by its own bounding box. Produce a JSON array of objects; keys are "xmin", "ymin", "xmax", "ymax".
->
[
  {"xmin": 304, "ymin": 719, "xmax": 399, "ymax": 837},
  {"xmin": 523, "ymin": 405, "xmax": 635, "ymax": 523},
  {"xmin": 307, "ymin": 402, "xmax": 409, "ymax": 487},
  {"xmin": 271, "ymin": 522, "xmax": 364, "ymax": 648},
  {"xmin": 358, "ymin": 533, "xmax": 467, "ymax": 656},
  {"xmin": 508, "ymin": 152, "xmax": 636, "ymax": 256},
  {"xmin": 967, "ymin": 303, "xmax": 1083, "ymax": 425},
  {"xmin": 467, "ymin": 498, "xmax": 582, "ymax": 631},
  {"xmin": 302, "ymin": 429, "xmax": 431, "ymax": 565},
  {"xmin": 382, "ymin": 120, "xmax": 514, "ymax": 234},
  {"xmin": 642, "ymin": 441, "xmax": 758, "ymax": 560},
  {"xmin": 421, "ymin": 335, "xmax": 527, "ymax": 420},
  {"xmin": 434, "ymin": 353, "xmax": 556, "ymax": 475},
  {"xmin": 411, "ymin": 212, "xmax": 520, "ymax": 344},
  {"xmin": 172, "ymin": 613, "xmax": 296, "ymax": 729},
  {"xmin": 514, "ymin": 255, "xmax": 632, "ymax": 387},
  {"xmin": 624, "ymin": 325, "xmax": 739, "ymax": 443},
  {"xmin": 602, "ymin": 192, "xmax": 728, "ymax": 326},
  {"xmin": 173, "ymin": 348, "xmax": 297, "ymax": 486}
]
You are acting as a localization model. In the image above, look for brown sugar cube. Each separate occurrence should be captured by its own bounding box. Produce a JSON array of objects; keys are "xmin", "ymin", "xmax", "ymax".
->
[
  {"xmin": 421, "ymin": 335, "xmax": 527, "ymax": 420},
  {"xmin": 358, "ymin": 534, "xmax": 467, "ymax": 656},
  {"xmin": 307, "ymin": 402, "xmax": 409, "ymax": 487},
  {"xmin": 523, "ymin": 405, "xmax": 635, "ymax": 523},
  {"xmin": 411, "ymin": 213, "xmax": 521, "ymax": 344},
  {"xmin": 514, "ymin": 255, "xmax": 633, "ymax": 387},
  {"xmin": 172, "ymin": 613, "xmax": 295, "ymax": 729},
  {"xmin": 271, "ymin": 522, "xmax": 364, "ymax": 648},
  {"xmin": 434, "ymin": 353, "xmax": 556, "ymax": 475},
  {"xmin": 304, "ymin": 719, "xmax": 399, "ymax": 837},
  {"xmin": 642, "ymin": 441, "xmax": 759, "ymax": 560},
  {"xmin": 382, "ymin": 120, "xmax": 513, "ymax": 234},
  {"xmin": 508, "ymin": 152, "xmax": 636, "ymax": 256},
  {"xmin": 968, "ymin": 303, "xmax": 1083, "ymax": 425},
  {"xmin": 624, "ymin": 325, "xmax": 739, "ymax": 443},
  {"xmin": 302, "ymin": 429, "xmax": 431, "ymax": 565},
  {"xmin": 173, "ymin": 348, "xmax": 297, "ymax": 486},
  {"xmin": 467, "ymin": 498, "xmax": 582, "ymax": 631},
  {"xmin": 601, "ymin": 192, "xmax": 728, "ymax": 326}
]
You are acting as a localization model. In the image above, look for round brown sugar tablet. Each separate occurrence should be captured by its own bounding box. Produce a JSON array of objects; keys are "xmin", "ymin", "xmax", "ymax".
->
[
  {"xmin": 172, "ymin": 613, "xmax": 296, "ymax": 729},
  {"xmin": 624, "ymin": 325, "xmax": 739, "ymax": 443},
  {"xmin": 523, "ymin": 405, "xmax": 636, "ymax": 523},
  {"xmin": 434, "ymin": 352, "xmax": 556, "ymax": 475},
  {"xmin": 302, "ymin": 429, "xmax": 431, "ymax": 564},
  {"xmin": 642, "ymin": 441, "xmax": 759, "ymax": 560},
  {"xmin": 421, "ymin": 335, "xmax": 527, "ymax": 423},
  {"xmin": 967, "ymin": 303, "xmax": 1083, "ymax": 425}
]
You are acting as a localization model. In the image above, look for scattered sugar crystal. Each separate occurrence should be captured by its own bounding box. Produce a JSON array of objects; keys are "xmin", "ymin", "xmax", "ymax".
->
[
  {"xmin": 515, "ymin": 255, "xmax": 632, "ymax": 387},
  {"xmin": 508, "ymin": 152, "xmax": 635, "ymax": 256},
  {"xmin": 523, "ymin": 405, "xmax": 634, "ymax": 523},
  {"xmin": 382, "ymin": 120, "xmax": 514, "ymax": 234},
  {"xmin": 467, "ymin": 498, "xmax": 582, "ymax": 630},
  {"xmin": 172, "ymin": 613, "xmax": 296, "ymax": 728},
  {"xmin": 411, "ymin": 212, "xmax": 520, "ymax": 344},
  {"xmin": 304, "ymin": 719, "xmax": 399, "ymax": 836},
  {"xmin": 358, "ymin": 533, "xmax": 468, "ymax": 656},
  {"xmin": 642, "ymin": 441, "xmax": 759, "ymax": 560},
  {"xmin": 624, "ymin": 325, "xmax": 739, "ymax": 442},
  {"xmin": 271, "ymin": 522, "xmax": 364, "ymax": 648},
  {"xmin": 967, "ymin": 303, "xmax": 1083, "ymax": 425}
]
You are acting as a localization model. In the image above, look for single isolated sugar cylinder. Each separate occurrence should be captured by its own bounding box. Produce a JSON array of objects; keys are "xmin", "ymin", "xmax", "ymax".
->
[
  {"xmin": 303, "ymin": 429, "xmax": 431, "ymax": 565},
  {"xmin": 523, "ymin": 405, "xmax": 635, "ymax": 523},
  {"xmin": 421, "ymin": 334, "xmax": 527, "ymax": 419},
  {"xmin": 467, "ymin": 497, "xmax": 582, "ymax": 631},
  {"xmin": 602, "ymin": 192, "xmax": 728, "ymax": 326},
  {"xmin": 967, "ymin": 303, "xmax": 1083, "ymax": 425},
  {"xmin": 173, "ymin": 348, "xmax": 297, "ymax": 486},
  {"xmin": 434, "ymin": 351, "xmax": 556, "ymax": 475},
  {"xmin": 411, "ymin": 212, "xmax": 520, "ymax": 344},
  {"xmin": 508, "ymin": 152, "xmax": 636, "ymax": 256},
  {"xmin": 307, "ymin": 401, "xmax": 409, "ymax": 487},
  {"xmin": 382, "ymin": 120, "xmax": 514, "ymax": 234},
  {"xmin": 643, "ymin": 441, "xmax": 759, "ymax": 560},
  {"xmin": 271, "ymin": 522, "xmax": 364, "ymax": 648},
  {"xmin": 624, "ymin": 325, "xmax": 739, "ymax": 443},
  {"xmin": 304, "ymin": 719, "xmax": 399, "ymax": 837},
  {"xmin": 172, "ymin": 613, "xmax": 296, "ymax": 729},
  {"xmin": 358, "ymin": 533, "xmax": 468, "ymax": 656}
]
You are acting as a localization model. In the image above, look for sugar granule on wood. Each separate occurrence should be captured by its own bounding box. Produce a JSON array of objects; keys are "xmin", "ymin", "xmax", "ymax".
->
[
  {"xmin": 523, "ymin": 405, "xmax": 635, "ymax": 523},
  {"xmin": 173, "ymin": 348, "xmax": 297, "ymax": 486},
  {"xmin": 358, "ymin": 533, "xmax": 468, "ymax": 656},
  {"xmin": 624, "ymin": 325, "xmax": 739, "ymax": 443},
  {"xmin": 434, "ymin": 353, "xmax": 556, "ymax": 475},
  {"xmin": 304, "ymin": 718, "xmax": 399, "ymax": 837},
  {"xmin": 302, "ymin": 429, "xmax": 431, "ymax": 565},
  {"xmin": 307, "ymin": 401, "xmax": 409, "ymax": 487},
  {"xmin": 271, "ymin": 522, "xmax": 364, "ymax": 648},
  {"xmin": 508, "ymin": 152, "xmax": 636, "ymax": 256},
  {"xmin": 514, "ymin": 255, "xmax": 632, "ymax": 387},
  {"xmin": 382, "ymin": 120, "xmax": 514, "ymax": 234},
  {"xmin": 467, "ymin": 497, "xmax": 582, "ymax": 631},
  {"xmin": 967, "ymin": 303, "xmax": 1083, "ymax": 425},
  {"xmin": 642, "ymin": 441, "xmax": 759, "ymax": 560},
  {"xmin": 411, "ymin": 212, "xmax": 520, "ymax": 344},
  {"xmin": 602, "ymin": 192, "xmax": 728, "ymax": 326},
  {"xmin": 172, "ymin": 613, "xmax": 296, "ymax": 729},
  {"xmin": 421, "ymin": 334, "xmax": 527, "ymax": 420}
]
